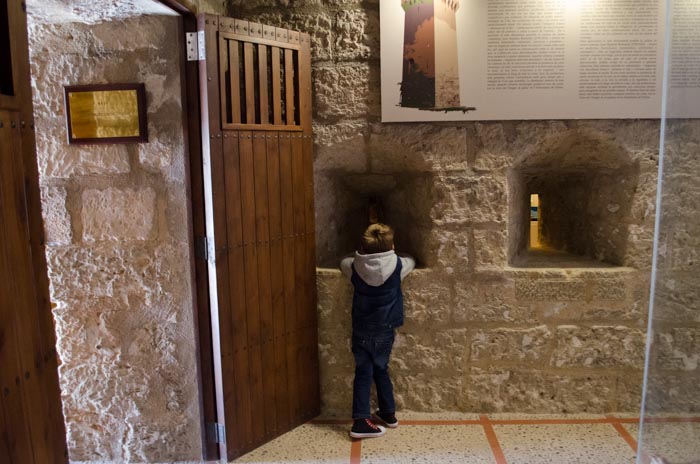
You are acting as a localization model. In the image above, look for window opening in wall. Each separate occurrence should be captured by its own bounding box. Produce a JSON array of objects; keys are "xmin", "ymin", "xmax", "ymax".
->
[
  {"xmin": 0, "ymin": 0, "xmax": 15, "ymax": 96},
  {"xmin": 530, "ymin": 193, "xmax": 540, "ymax": 249}
]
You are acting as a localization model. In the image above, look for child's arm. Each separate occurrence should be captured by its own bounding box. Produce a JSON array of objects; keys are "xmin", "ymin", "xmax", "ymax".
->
[
  {"xmin": 397, "ymin": 252, "xmax": 416, "ymax": 280},
  {"xmin": 339, "ymin": 253, "xmax": 355, "ymax": 280}
]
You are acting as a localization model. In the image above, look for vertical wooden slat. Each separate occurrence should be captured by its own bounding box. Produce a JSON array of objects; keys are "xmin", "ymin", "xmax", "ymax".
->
[
  {"xmin": 258, "ymin": 45, "xmax": 269, "ymax": 125},
  {"xmin": 222, "ymin": 132, "xmax": 253, "ymax": 452},
  {"xmin": 243, "ymin": 43, "xmax": 256, "ymax": 124},
  {"xmin": 253, "ymin": 133, "xmax": 277, "ymax": 438},
  {"xmin": 229, "ymin": 40, "xmax": 241, "ymax": 124},
  {"xmin": 219, "ymin": 35, "xmax": 229, "ymax": 126},
  {"xmin": 266, "ymin": 132, "xmax": 290, "ymax": 432},
  {"xmin": 271, "ymin": 47, "xmax": 282, "ymax": 126},
  {"xmin": 238, "ymin": 131, "xmax": 266, "ymax": 445},
  {"xmin": 278, "ymin": 133, "xmax": 299, "ymax": 422},
  {"xmin": 290, "ymin": 134, "xmax": 306, "ymax": 421},
  {"xmin": 0, "ymin": 113, "xmax": 35, "ymax": 464},
  {"xmin": 284, "ymin": 49, "xmax": 295, "ymax": 126}
]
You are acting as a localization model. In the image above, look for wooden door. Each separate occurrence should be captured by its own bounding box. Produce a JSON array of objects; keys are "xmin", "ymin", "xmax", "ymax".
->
[
  {"xmin": 0, "ymin": 1, "xmax": 68, "ymax": 463},
  {"xmin": 197, "ymin": 14, "xmax": 319, "ymax": 460}
]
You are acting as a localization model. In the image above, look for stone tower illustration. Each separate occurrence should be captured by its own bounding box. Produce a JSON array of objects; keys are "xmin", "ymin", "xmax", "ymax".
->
[{"xmin": 400, "ymin": 0, "xmax": 461, "ymax": 110}]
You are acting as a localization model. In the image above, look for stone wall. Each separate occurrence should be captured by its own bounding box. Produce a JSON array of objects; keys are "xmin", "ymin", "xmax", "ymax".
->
[
  {"xmin": 28, "ymin": 15, "xmax": 203, "ymax": 461},
  {"xmin": 230, "ymin": 1, "xmax": 673, "ymax": 415},
  {"xmin": 644, "ymin": 120, "xmax": 700, "ymax": 414}
]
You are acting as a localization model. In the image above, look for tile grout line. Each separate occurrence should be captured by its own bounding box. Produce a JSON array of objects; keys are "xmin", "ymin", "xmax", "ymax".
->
[
  {"xmin": 350, "ymin": 438, "xmax": 362, "ymax": 464},
  {"xmin": 480, "ymin": 415, "xmax": 508, "ymax": 464},
  {"xmin": 607, "ymin": 415, "xmax": 639, "ymax": 452}
]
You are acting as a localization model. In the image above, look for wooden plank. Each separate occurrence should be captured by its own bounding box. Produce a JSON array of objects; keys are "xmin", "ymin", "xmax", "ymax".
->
[
  {"xmin": 0, "ymin": 111, "xmax": 36, "ymax": 464},
  {"xmin": 278, "ymin": 133, "xmax": 299, "ymax": 421},
  {"xmin": 284, "ymin": 49, "xmax": 296, "ymax": 126},
  {"xmin": 302, "ymin": 135, "xmax": 317, "ymax": 330},
  {"xmin": 9, "ymin": 0, "xmax": 68, "ymax": 456},
  {"xmin": 266, "ymin": 132, "xmax": 290, "ymax": 432},
  {"xmin": 257, "ymin": 45, "xmax": 269, "ymax": 125},
  {"xmin": 229, "ymin": 40, "xmax": 241, "ymax": 124},
  {"xmin": 219, "ymin": 35, "xmax": 229, "ymax": 126},
  {"xmin": 270, "ymin": 47, "xmax": 282, "ymax": 126},
  {"xmin": 243, "ymin": 43, "xmax": 256, "ymax": 124},
  {"xmin": 252, "ymin": 133, "xmax": 277, "ymax": 438},
  {"xmin": 0, "ymin": 393, "xmax": 12, "ymax": 464},
  {"xmin": 238, "ymin": 131, "xmax": 266, "ymax": 445},
  {"xmin": 220, "ymin": 31, "xmax": 301, "ymax": 50},
  {"xmin": 222, "ymin": 123, "xmax": 301, "ymax": 132},
  {"xmin": 222, "ymin": 132, "xmax": 253, "ymax": 452},
  {"xmin": 298, "ymin": 34, "xmax": 313, "ymax": 132}
]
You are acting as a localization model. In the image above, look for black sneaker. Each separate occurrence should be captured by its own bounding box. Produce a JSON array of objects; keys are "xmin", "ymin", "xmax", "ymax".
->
[
  {"xmin": 374, "ymin": 410, "xmax": 399, "ymax": 428},
  {"xmin": 350, "ymin": 418, "xmax": 386, "ymax": 438}
]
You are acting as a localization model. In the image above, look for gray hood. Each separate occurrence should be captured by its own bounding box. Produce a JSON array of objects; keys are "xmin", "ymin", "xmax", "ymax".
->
[{"xmin": 352, "ymin": 250, "xmax": 398, "ymax": 287}]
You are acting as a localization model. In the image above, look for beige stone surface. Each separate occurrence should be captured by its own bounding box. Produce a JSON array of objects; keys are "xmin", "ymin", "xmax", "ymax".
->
[
  {"xmin": 82, "ymin": 188, "xmax": 157, "ymax": 242},
  {"xmin": 29, "ymin": 12, "xmax": 204, "ymax": 461}
]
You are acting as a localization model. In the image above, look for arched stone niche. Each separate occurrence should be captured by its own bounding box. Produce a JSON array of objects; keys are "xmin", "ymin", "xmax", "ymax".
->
[{"xmin": 508, "ymin": 132, "xmax": 640, "ymax": 267}]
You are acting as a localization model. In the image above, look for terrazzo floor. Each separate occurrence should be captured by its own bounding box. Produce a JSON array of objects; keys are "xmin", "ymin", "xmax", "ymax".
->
[{"xmin": 231, "ymin": 413, "xmax": 700, "ymax": 464}]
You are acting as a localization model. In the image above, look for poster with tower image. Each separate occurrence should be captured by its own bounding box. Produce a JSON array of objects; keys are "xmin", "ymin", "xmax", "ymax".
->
[{"xmin": 380, "ymin": 0, "xmax": 700, "ymax": 122}]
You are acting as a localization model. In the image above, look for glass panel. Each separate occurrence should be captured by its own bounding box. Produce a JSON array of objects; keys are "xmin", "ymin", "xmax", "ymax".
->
[{"xmin": 638, "ymin": 0, "xmax": 700, "ymax": 462}]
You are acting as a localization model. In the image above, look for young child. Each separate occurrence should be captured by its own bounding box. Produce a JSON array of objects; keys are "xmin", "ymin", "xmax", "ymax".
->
[{"xmin": 340, "ymin": 223, "xmax": 415, "ymax": 438}]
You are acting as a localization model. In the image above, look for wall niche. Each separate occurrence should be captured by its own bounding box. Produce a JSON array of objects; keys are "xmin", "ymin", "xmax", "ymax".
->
[
  {"xmin": 315, "ymin": 171, "xmax": 435, "ymax": 268},
  {"xmin": 508, "ymin": 132, "xmax": 640, "ymax": 267}
]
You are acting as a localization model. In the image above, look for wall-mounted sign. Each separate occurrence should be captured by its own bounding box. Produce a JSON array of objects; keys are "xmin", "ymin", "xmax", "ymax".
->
[
  {"xmin": 381, "ymin": 0, "xmax": 700, "ymax": 122},
  {"xmin": 64, "ymin": 83, "xmax": 148, "ymax": 144}
]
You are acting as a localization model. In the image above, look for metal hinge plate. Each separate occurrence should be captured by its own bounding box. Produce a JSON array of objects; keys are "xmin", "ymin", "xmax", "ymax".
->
[
  {"xmin": 186, "ymin": 32, "xmax": 198, "ymax": 61},
  {"xmin": 206, "ymin": 422, "xmax": 226, "ymax": 444}
]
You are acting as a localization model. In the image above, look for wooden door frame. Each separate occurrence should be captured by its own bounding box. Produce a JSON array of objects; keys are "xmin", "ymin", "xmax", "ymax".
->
[{"xmin": 154, "ymin": 0, "xmax": 219, "ymax": 461}]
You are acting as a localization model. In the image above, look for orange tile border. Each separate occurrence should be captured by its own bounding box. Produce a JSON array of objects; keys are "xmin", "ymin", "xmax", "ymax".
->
[
  {"xmin": 480, "ymin": 415, "xmax": 508, "ymax": 464},
  {"xmin": 350, "ymin": 438, "xmax": 362, "ymax": 464},
  {"xmin": 310, "ymin": 416, "xmax": 700, "ymax": 426}
]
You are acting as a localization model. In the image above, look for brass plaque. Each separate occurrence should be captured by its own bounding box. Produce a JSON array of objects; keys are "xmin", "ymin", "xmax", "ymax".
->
[{"xmin": 64, "ymin": 84, "xmax": 147, "ymax": 144}]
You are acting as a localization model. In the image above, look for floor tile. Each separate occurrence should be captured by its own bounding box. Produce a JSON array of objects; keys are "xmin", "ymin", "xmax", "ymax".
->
[
  {"xmin": 233, "ymin": 424, "xmax": 351, "ymax": 463},
  {"xmin": 625, "ymin": 422, "xmax": 700, "ymax": 463},
  {"xmin": 495, "ymin": 423, "xmax": 636, "ymax": 464},
  {"xmin": 361, "ymin": 425, "xmax": 496, "ymax": 464}
]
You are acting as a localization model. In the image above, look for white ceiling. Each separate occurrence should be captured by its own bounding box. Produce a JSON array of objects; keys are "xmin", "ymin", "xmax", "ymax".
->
[{"xmin": 26, "ymin": 0, "xmax": 178, "ymax": 24}]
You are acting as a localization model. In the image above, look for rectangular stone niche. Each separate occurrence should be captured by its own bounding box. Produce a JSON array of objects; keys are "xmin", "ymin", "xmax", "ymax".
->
[
  {"xmin": 316, "ymin": 172, "xmax": 434, "ymax": 268},
  {"xmin": 508, "ymin": 134, "xmax": 640, "ymax": 268}
]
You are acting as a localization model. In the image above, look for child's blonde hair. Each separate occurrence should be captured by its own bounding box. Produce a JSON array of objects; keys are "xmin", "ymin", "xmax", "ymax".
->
[{"xmin": 361, "ymin": 223, "xmax": 394, "ymax": 254}]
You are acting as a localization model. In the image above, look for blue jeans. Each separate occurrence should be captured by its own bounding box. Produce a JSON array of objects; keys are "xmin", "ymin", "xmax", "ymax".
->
[{"xmin": 351, "ymin": 331, "xmax": 396, "ymax": 419}]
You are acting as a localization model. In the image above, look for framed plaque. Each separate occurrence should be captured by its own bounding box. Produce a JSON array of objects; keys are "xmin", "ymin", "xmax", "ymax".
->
[{"xmin": 64, "ymin": 83, "xmax": 148, "ymax": 144}]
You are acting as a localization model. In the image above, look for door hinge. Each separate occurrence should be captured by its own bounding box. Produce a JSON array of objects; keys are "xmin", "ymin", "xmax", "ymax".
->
[
  {"xmin": 186, "ymin": 32, "xmax": 198, "ymax": 61},
  {"xmin": 195, "ymin": 236, "xmax": 219, "ymax": 263},
  {"xmin": 186, "ymin": 31, "xmax": 206, "ymax": 61},
  {"xmin": 206, "ymin": 422, "xmax": 226, "ymax": 444}
]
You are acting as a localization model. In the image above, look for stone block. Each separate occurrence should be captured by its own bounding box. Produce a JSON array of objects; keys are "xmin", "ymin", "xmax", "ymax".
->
[
  {"xmin": 454, "ymin": 279, "xmax": 536, "ymax": 324},
  {"xmin": 394, "ymin": 374, "xmax": 464, "ymax": 411},
  {"xmin": 515, "ymin": 279, "xmax": 587, "ymax": 302},
  {"xmin": 645, "ymin": 371, "xmax": 700, "ymax": 414},
  {"xmin": 314, "ymin": 134, "xmax": 367, "ymax": 173},
  {"xmin": 590, "ymin": 279, "xmax": 628, "ymax": 301},
  {"xmin": 333, "ymin": 9, "xmax": 379, "ymax": 61},
  {"xmin": 432, "ymin": 174, "xmax": 507, "ymax": 225},
  {"xmin": 550, "ymin": 325, "xmax": 646, "ymax": 368},
  {"xmin": 425, "ymin": 228, "xmax": 469, "ymax": 273},
  {"xmin": 82, "ymin": 188, "xmax": 157, "ymax": 242},
  {"xmin": 473, "ymin": 122, "xmax": 514, "ymax": 171},
  {"xmin": 466, "ymin": 368, "xmax": 616, "ymax": 413},
  {"xmin": 402, "ymin": 270, "xmax": 452, "ymax": 326},
  {"xmin": 368, "ymin": 124, "xmax": 469, "ymax": 173},
  {"xmin": 615, "ymin": 371, "xmax": 644, "ymax": 412},
  {"xmin": 36, "ymin": 134, "xmax": 131, "ymax": 179},
  {"xmin": 474, "ymin": 229, "xmax": 507, "ymax": 271},
  {"xmin": 393, "ymin": 329, "xmax": 468, "ymax": 373},
  {"xmin": 242, "ymin": 12, "xmax": 333, "ymax": 61},
  {"xmin": 470, "ymin": 326, "xmax": 551, "ymax": 364},
  {"xmin": 314, "ymin": 63, "xmax": 377, "ymax": 121},
  {"xmin": 313, "ymin": 120, "xmax": 368, "ymax": 147},
  {"xmin": 41, "ymin": 185, "xmax": 72, "ymax": 246},
  {"xmin": 656, "ymin": 328, "xmax": 700, "ymax": 371}
]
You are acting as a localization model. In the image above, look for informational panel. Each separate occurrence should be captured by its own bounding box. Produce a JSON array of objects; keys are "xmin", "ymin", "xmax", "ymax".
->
[{"xmin": 381, "ymin": 0, "xmax": 700, "ymax": 122}]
